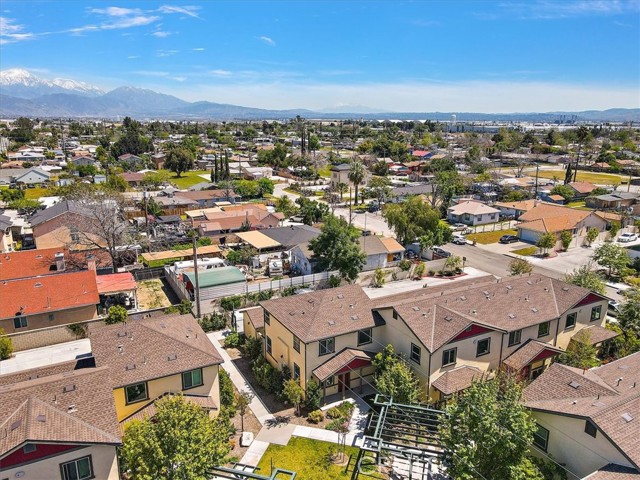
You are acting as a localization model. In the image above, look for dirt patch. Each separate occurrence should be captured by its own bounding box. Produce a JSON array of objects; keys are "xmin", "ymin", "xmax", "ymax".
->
[
  {"xmin": 137, "ymin": 279, "xmax": 174, "ymax": 310},
  {"xmin": 227, "ymin": 395, "xmax": 262, "ymax": 463}
]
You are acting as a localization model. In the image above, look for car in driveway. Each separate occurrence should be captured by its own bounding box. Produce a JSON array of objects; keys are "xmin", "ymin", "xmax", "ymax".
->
[
  {"xmin": 450, "ymin": 223, "xmax": 468, "ymax": 231},
  {"xmin": 499, "ymin": 234, "xmax": 520, "ymax": 244},
  {"xmin": 451, "ymin": 235, "xmax": 467, "ymax": 245},
  {"xmin": 432, "ymin": 247, "xmax": 452, "ymax": 258},
  {"xmin": 618, "ymin": 232, "xmax": 639, "ymax": 243},
  {"xmin": 608, "ymin": 300, "xmax": 622, "ymax": 317}
]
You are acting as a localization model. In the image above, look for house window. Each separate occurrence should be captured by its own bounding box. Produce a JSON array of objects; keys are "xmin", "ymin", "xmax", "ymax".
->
[
  {"xmin": 585, "ymin": 420, "xmax": 597, "ymax": 438},
  {"xmin": 533, "ymin": 424, "xmax": 549, "ymax": 451},
  {"xmin": 538, "ymin": 321, "xmax": 550, "ymax": 338},
  {"xmin": 319, "ymin": 338, "xmax": 335, "ymax": 356},
  {"xmin": 263, "ymin": 310, "xmax": 270, "ymax": 325},
  {"xmin": 410, "ymin": 343, "xmax": 421, "ymax": 364},
  {"xmin": 23, "ymin": 444, "xmax": 36, "ymax": 454},
  {"xmin": 48, "ymin": 313, "xmax": 55, "ymax": 322},
  {"xmin": 266, "ymin": 336, "xmax": 272, "ymax": 355},
  {"xmin": 590, "ymin": 306, "xmax": 602, "ymax": 322},
  {"xmin": 60, "ymin": 455, "xmax": 93, "ymax": 480},
  {"xmin": 476, "ymin": 338, "xmax": 491, "ymax": 357},
  {"xmin": 323, "ymin": 375, "xmax": 334, "ymax": 387},
  {"xmin": 13, "ymin": 315, "xmax": 27, "ymax": 329},
  {"xmin": 508, "ymin": 330, "xmax": 522, "ymax": 347},
  {"xmin": 125, "ymin": 382, "xmax": 148, "ymax": 404},
  {"xmin": 182, "ymin": 368, "xmax": 203, "ymax": 390},
  {"xmin": 293, "ymin": 363, "xmax": 300, "ymax": 381},
  {"xmin": 358, "ymin": 328, "xmax": 372, "ymax": 346},
  {"xmin": 293, "ymin": 335, "xmax": 300, "ymax": 353},
  {"xmin": 442, "ymin": 348, "xmax": 457, "ymax": 366},
  {"xmin": 565, "ymin": 312, "xmax": 577, "ymax": 329},
  {"xmin": 392, "ymin": 310, "xmax": 398, "ymax": 320}
]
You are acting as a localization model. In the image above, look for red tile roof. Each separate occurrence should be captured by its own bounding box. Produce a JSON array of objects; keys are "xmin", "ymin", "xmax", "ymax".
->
[
  {"xmin": 95, "ymin": 272, "xmax": 137, "ymax": 294},
  {"xmin": 0, "ymin": 270, "xmax": 99, "ymax": 319},
  {"xmin": 0, "ymin": 248, "xmax": 67, "ymax": 280}
]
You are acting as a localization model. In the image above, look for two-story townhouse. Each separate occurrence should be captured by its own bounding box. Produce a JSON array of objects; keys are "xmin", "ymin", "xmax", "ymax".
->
[
  {"xmin": 89, "ymin": 314, "xmax": 223, "ymax": 423},
  {"xmin": 260, "ymin": 284, "xmax": 384, "ymax": 400},
  {"xmin": 0, "ymin": 362, "xmax": 121, "ymax": 480},
  {"xmin": 524, "ymin": 352, "xmax": 640, "ymax": 480}
]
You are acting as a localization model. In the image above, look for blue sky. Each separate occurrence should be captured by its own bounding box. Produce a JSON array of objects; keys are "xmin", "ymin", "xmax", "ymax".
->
[{"xmin": 1, "ymin": 0, "xmax": 639, "ymax": 112}]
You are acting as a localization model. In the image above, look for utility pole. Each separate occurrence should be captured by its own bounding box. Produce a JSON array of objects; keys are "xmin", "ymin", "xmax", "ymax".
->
[{"xmin": 192, "ymin": 236, "xmax": 202, "ymax": 318}]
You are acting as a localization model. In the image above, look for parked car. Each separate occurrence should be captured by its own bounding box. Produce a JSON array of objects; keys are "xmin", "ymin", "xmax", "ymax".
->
[
  {"xmin": 451, "ymin": 235, "xmax": 467, "ymax": 245},
  {"xmin": 432, "ymin": 247, "xmax": 452, "ymax": 258},
  {"xmin": 405, "ymin": 250, "xmax": 418, "ymax": 259},
  {"xmin": 618, "ymin": 232, "xmax": 638, "ymax": 243},
  {"xmin": 361, "ymin": 229, "xmax": 372, "ymax": 237},
  {"xmin": 451, "ymin": 223, "xmax": 467, "ymax": 231},
  {"xmin": 499, "ymin": 234, "xmax": 520, "ymax": 244},
  {"xmin": 608, "ymin": 300, "xmax": 622, "ymax": 317}
]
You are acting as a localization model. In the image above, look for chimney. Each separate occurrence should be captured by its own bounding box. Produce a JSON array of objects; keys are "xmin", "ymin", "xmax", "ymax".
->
[
  {"xmin": 54, "ymin": 252, "xmax": 65, "ymax": 272},
  {"xmin": 86, "ymin": 254, "xmax": 96, "ymax": 272}
]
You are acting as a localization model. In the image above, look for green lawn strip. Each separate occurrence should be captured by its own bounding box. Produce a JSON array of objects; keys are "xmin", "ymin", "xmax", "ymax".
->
[
  {"xmin": 511, "ymin": 246, "xmax": 537, "ymax": 256},
  {"xmin": 534, "ymin": 170, "xmax": 624, "ymax": 185},
  {"xmin": 255, "ymin": 437, "xmax": 381, "ymax": 480},
  {"xmin": 169, "ymin": 170, "xmax": 209, "ymax": 189},
  {"xmin": 24, "ymin": 187, "xmax": 51, "ymax": 199},
  {"xmin": 466, "ymin": 229, "xmax": 517, "ymax": 245},
  {"xmin": 317, "ymin": 165, "xmax": 332, "ymax": 178}
]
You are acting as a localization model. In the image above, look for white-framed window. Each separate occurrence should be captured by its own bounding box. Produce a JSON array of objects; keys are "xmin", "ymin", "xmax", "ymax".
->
[
  {"xmin": 60, "ymin": 455, "xmax": 93, "ymax": 480},
  {"xmin": 14, "ymin": 315, "xmax": 27, "ymax": 329},
  {"xmin": 533, "ymin": 424, "xmax": 549, "ymax": 451},
  {"xmin": 508, "ymin": 329, "xmax": 522, "ymax": 346},
  {"xmin": 293, "ymin": 363, "xmax": 300, "ymax": 381},
  {"xmin": 476, "ymin": 338, "xmax": 490, "ymax": 357},
  {"xmin": 565, "ymin": 312, "xmax": 577, "ymax": 329},
  {"xmin": 323, "ymin": 375, "xmax": 335, "ymax": 387},
  {"xmin": 319, "ymin": 337, "xmax": 335, "ymax": 356},
  {"xmin": 358, "ymin": 328, "xmax": 372, "ymax": 346},
  {"xmin": 182, "ymin": 368, "xmax": 203, "ymax": 390},
  {"xmin": 410, "ymin": 343, "xmax": 421, "ymax": 364},
  {"xmin": 590, "ymin": 306, "xmax": 602, "ymax": 322},
  {"xmin": 442, "ymin": 348, "xmax": 457, "ymax": 366},
  {"xmin": 125, "ymin": 382, "xmax": 148, "ymax": 404}
]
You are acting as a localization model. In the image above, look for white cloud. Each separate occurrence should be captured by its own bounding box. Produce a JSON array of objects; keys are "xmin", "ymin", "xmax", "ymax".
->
[
  {"xmin": 88, "ymin": 7, "xmax": 142, "ymax": 17},
  {"xmin": 101, "ymin": 15, "xmax": 160, "ymax": 30},
  {"xmin": 495, "ymin": 0, "xmax": 639, "ymax": 20},
  {"xmin": 127, "ymin": 55, "xmax": 140, "ymax": 59},
  {"xmin": 155, "ymin": 49, "xmax": 179, "ymax": 57},
  {"xmin": 169, "ymin": 76, "xmax": 186, "ymax": 82},
  {"xmin": 209, "ymin": 69, "xmax": 232, "ymax": 77},
  {"xmin": 0, "ymin": 16, "xmax": 36, "ymax": 44},
  {"xmin": 158, "ymin": 5, "xmax": 201, "ymax": 19},
  {"xmin": 193, "ymin": 47, "xmax": 205, "ymax": 51},
  {"xmin": 152, "ymin": 30, "xmax": 172, "ymax": 37},
  {"xmin": 132, "ymin": 70, "xmax": 170, "ymax": 77},
  {"xmin": 259, "ymin": 35, "xmax": 276, "ymax": 47}
]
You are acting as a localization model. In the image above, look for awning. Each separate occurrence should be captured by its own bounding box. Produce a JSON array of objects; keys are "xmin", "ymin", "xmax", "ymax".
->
[
  {"xmin": 182, "ymin": 266, "xmax": 246, "ymax": 288},
  {"xmin": 431, "ymin": 366, "xmax": 483, "ymax": 395},
  {"xmin": 236, "ymin": 230, "xmax": 281, "ymax": 250},
  {"xmin": 312, "ymin": 348, "xmax": 375, "ymax": 382},
  {"xmin": 502, "ymin": 339, "xmax": 563, "ymax": 372},
  {"xmin": 572, "ymin": 325, "xmax": 620, "ymax": 345},
  {"xmin": 95, "ymin": 272, "xmax": 137, "ymax": 294}
]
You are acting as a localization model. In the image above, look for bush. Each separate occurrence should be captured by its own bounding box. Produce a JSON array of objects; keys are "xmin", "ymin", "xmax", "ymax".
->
[
  {"xmin": 243, "ymin": 336, "xmax": 263, "ymax": 361},
  {"xmin": 0, "ymin": 328, "xmax": 13, "ymax": 360},
  {"xmin": 251, "ymin": 357, "xmax": 284, "ymax": 394},
  {"xmin": 66, "ymin": 323, "xmax": 88, "ymax": 339},
  {"xmin": 398, "ymin": 259, "xmax": 411, "ymax": 271},
  {"xmin": 219, "ymin": 369, "xmax": 235, "ymax": 410},
  {"xmin": 178, "ymin": 299, "xmax": 192, "ymax": 314},
  {"xmin": 105, "ymin": 305, "xmax": 128, "ymax": 324},
  {"xmin": 308, "ymin": 409, "xmax": 324, "ymax": 424},
  {"xmin": 305, "ymin": 379, "xmax": 322, "ymax": 410},
  {"xmin": 326, "ymin": 406, "xmax": 343, "ymax": 419},
  {"xmin": 328, "ymin": 275, "xmax": 341, "ymax": 288},
  {"xmin": 414, "ymin": 263, "xmax": 426, "ymax": 279},
  {"xmin": 220, "ymin": 295, "xmax": 243, "ymax": 312},
  {"xmin": 199, "ymin": 313, "xmax": 227, "ymax": 332},
  {"xmin": 281, "ymin": 286, "xmax": 297, "ymax": 297},
  {"xmin": 326, "ymin": 418, "xmax": 348, "ymax": 432},
  {"xmin": 336, "ymin": 401, "xmax": 355, "ymax": 417},
  {"xmin": 223, "ymin": 332, "xmax": 244, "ymax": 349}
]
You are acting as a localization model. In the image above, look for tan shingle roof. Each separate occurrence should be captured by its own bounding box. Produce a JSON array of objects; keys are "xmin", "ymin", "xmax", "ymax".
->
[
  {"xmin": 494, "ymin": 199, "xmax": 537, "ymax": 211},
  {"xmin": 517, "ymin": 203, "xmax": 591, "ymax": 232},
  {"xmin": 89, "ymin": 314, "xmax": 223, "ymax": 388},
  {"xmin": 243, "ymin": 306, "xmax": 264, "ymax": 330},
  {"xmin": 502, "ymin": 339, "xmax": 563, "ymax": 371},
  {"xmin": 524, "ymin": 352, "xmax": 640, "ymax": 469},
  {"xmin": 574, "ymin": 325, "xmax": 620, "ymax": 345},
  {"xmin": 569, "ymin": 181, "xmax": 597, "ymax": 194},
  {"xmin": 122, "ymin": 393, "xmax": 218, "ymax": 423},
  {"xmin": 312, "ymin": 348, "xmax": 375, "ymax": 382},
  {"xmin": 0, "ymin": 366, "xmax": 120, "ymax": 455},
  {"xmin": 584, "ymin": 464, "xmax": 640, "ymax": 479},
  {"xmin": 431, "ymin": 365, "xmax": 483, "ymax": 395}
]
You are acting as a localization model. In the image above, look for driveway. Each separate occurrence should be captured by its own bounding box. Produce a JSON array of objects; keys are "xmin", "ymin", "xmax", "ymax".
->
[{"xmin": 332, "ymin": 207, "xmax": 394, "ymax": 237}]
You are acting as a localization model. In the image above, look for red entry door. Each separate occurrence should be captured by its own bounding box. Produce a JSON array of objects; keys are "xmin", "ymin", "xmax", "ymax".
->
[{"xmin": 338, "ymin": 372, "xmax": 350, "ymax": 392}]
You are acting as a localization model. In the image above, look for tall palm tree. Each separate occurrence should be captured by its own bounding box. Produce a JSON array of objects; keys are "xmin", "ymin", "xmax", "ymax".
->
[{"xmin": 348, "ymin": 160, "xmax": 366, "ymax": 206}]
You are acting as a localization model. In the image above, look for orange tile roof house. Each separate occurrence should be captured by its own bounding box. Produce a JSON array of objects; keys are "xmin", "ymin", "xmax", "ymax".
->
[
  {"xmin": 0, "ymin": 363, "xmax": 121, "ymax": 480},
  {"xmin": 568, "ymin": 181, "xmax": 599, "ymax": 197},
  {"xmin": 524, "ymin": 352, "xmax": 640, "ymax": 479}
]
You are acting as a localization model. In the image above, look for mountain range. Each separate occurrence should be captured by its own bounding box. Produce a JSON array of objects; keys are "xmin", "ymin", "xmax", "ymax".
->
[{"xmin": 1, "ymin": 69, "xmax": 638, "ymax": 122}]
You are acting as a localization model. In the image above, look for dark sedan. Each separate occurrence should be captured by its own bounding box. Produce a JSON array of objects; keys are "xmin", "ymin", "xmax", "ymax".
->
[{"xmin": 499, "ymin": 234, "xmax": 520, "ymax": 244}]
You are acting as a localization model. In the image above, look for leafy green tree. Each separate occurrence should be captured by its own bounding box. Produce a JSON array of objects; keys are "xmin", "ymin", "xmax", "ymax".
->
[
  {"xmin": 509, "ymin": 258, "xmax": 533, "ymax": 276},
  {"xmin": 372, "ymin": 267, "xmax": 386, "ymax": 287},
  {"xmin": 0, "ymin": 328, "xmax": 14, "ymax": 360},
  {"xmin": 8, "ymin": 198, "xmax": 42, "ymax": 215},
  {"xmin": 0, "ymin": 188, "xmax": 24, "ymax": 202},
  {"xmin": 372, "ymin": 345, "xmax": 420, "ymax": 404},
  {"xmin": 142, "ymin": 170, "xmax": 170, "ymax": 189},
  {"xmin": 592, "ymin": 242, "xmax": 629, "ymax": 278},
  {"xmin": 257, "ymin": 177, "xmax": 275, "ymax": 196},
  {"xmin": 110, "ymin": 117, "xmax": 152, "ymax": 158},
  {"xmin": 600, "ymin": 323, "xmax": 640, "ymax": 361},
  {"xmin": 165, "ymin": 147, "xmax": 194, "ymax": 178},
  {"xmin": 550, "ymin": 184, "xmax": 575, "ymax": 201},
  {"xmin": 439, "ymin": 375, "xmax": 541, "ymax": 480},
  {"xmin": 503, "ymin": 189, "xmax": 529, "ymax": 202},
  {"xmin": 304, "ymin": 379, "xmax": 322, "ymax": 410},
  {"xmin": 295, "ymin": 197, "xmax": 329, "ymax": 225},
  {"xmin": 585, "ymin": 227, "xmax": 600, "ymax": 246},
  {"xmin": 120, "ymin": 395, "xmax": 231, "ymax": 480},
  {"xmin": 283, "ymin": 379, "xmax": 305, "ymax": 416},
  {"xmin": 232, "ymin": 180, "xmax": 260, "ymax": 199},
  {"xmin": 367, "ymin": 176, "xmax": 392, "ymax": 206},
  {"xmin": 234, "ymin": 391, "xmax": 253, "ymax": 431},
  {"xmin": 348, "ymin": 160, "xmax": 367, "ymax": 205},
  {"xmin": 219, "ymin": 369, "xmax": 235, "ymax": 410},
  {"xmin": 383, "ymin": 195, "xmax": 441, "ymax": 245},
  {"xmin": 106, "ymin": 174, "xmax": 128, "ymax": 192},
  {"xmin": 274, "ymin": 195, "xmax": 297, "ymax": 219},
  {"xmin": 564, "ymin": 264, "xmax": 606, "ymax": 294},
  {"xmin": 557, "ymin": 329, "xmax": 600, "ymax": 369},
  {"xmin": 226, "ymin": 245, "xmax": 257, "ymax": 266},
  {"xmin": 8, "ymin": 117, "xmax": 35, "ymax": 143},
  {"xmin": 619, "ymin": 288, "xmax": 640, "ymax": 335},
  {"xmin": 105, "ymin": 305, "xmax": 128, "ymax": 324},
  {"xmin": 431, "ymin": 170, "xmax": 465, "ymax": 213},
  {"xmin": 308, "ymin": 215, "xmax": 366, "ymax": 282},
  {"xmin": 418, "ymin": 222, "xmax": 453, "ymax": 254},
  {"xmin": 609, "ymin": 221, "xmax": 621, "ymax": 240},
  {"xmin": 537, "ymin": 232, "xmax": 556, "ymax": 256},
  {"xmin": 560, "ymin": 230, "xmax": 573, "ymax": 251},
  {"xmin": 336, "ymin": 182, "xmax": 348, "ymax": 200}
]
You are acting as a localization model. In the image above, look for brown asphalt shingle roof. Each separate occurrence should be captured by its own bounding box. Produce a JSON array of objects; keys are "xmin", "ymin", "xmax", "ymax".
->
[
  {"xmin": 524, "ymin": 352, "xmax": 640, "ymax": 469},
  {"xmin": 517, "ymin": 203, "xmax": 591, "ymax": 233},
  {"xmin": 243, "ymin": 306, "xmax": 264, "ymax": 330},
  {"xmin": 502, "ymin": 339, "xmax": 563, "ymax": 371},
  {"xmin": 574, "ymin": 325, "xmax": 620, "ymax": 345},
  {"xmin": 431, "ymin": 366, "xmax": 483, "ymax": 395},
  {"xmin": 312, "ymin": 348, "xmax": 375, "ymax": 382},
  {"xmin": 0, "ymin": 366, "xmax": 120, "ymax": 455},
  {"xmin": 583, "ymin": 464, "xmax": 640, "ymax": 479},
  {"xmin": 89, "ymin": 314, "xmax": 223, "ymax": 388},
  {"xmin": 122, "ymin": 393, "xmax": 218, "ymax": 423}
]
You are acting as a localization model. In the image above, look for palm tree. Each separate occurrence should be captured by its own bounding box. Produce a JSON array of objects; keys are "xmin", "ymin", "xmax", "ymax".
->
[
  {"xmin": 348, "ymin": 160, "xmax": 366, "ymax": 206},
  {"xmin": 337, "ymin": 182, "xmax": 348, "ymax": 201}
]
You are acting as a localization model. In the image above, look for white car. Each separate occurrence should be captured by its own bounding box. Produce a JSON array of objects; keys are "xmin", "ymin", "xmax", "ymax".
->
[{"xmin": 618, "ymin": 233, "xmax": 638, "ymax": 243}]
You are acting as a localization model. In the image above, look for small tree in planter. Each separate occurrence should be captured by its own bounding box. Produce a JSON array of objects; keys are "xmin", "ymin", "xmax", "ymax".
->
[
  {"xmin": 586, "ymin": 227, "xmax": 599, "ymax": 247},
  {"xmin": 413, "ymin": 262, "xmax": 426, "ymax": 280},
  {"xmin": 444, "ymin": 255, "xmax": 463, "ymax": 275},
  {"xmin": 560, "ymin": 230, "xmax": 573, "ymax": 251},
  {"xmin": 283, "ymin": 379, "xmax": 304, "ymax": 416},
  {"xmin": 372, "ymin": 268, "xmax": 386, "ymax": 288},
  {"xmin": 234, "ymin": 391, "xmax": 253, "ymax": 431},
  {"xmin": 537, "ymin": 232, "xmax": 556, "ymax": 257}
]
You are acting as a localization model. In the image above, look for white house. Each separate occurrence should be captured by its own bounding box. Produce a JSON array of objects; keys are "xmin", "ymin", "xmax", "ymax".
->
[{"xmin": 447, "ymin": 201, "xmax": 500, "ymax": 226}]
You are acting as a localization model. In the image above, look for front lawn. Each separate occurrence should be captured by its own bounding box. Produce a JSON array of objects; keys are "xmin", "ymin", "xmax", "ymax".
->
[
  {"xmin": 466, "ymin": 229, "xmax": 518, "ymax": 245},
  {"xmin": 169, "ymin": 170, "xmax": 209, "ymax": 189},
  {"xmin": 511, "ymin": 246, "xmax": 537, "ymax": 256},
  {"xmin": 24, "ymin": 187, "xmax": 50, "ymax": 199},
  {"xmin": 534, "ymin": 170, "xmax": 625, "ymax": 185},
  {"xmin": 256, "ymin": 437, "xmax": 381, "ymax": 480}
]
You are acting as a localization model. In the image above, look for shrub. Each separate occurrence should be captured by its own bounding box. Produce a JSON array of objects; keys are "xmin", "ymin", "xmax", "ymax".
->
[
  {"xmin": 66, "ymin": 323, "xmax": 88, "ymax": 339},
  {"xmin": 223, "ymin": 332, "xmax": 244, "ymax": 349},
  {"xmin": 105, "ymin": 305, "xmax": 128, "ymax": 324},
  {"xmin": 326, "ymin": 418, "xmax": 348, "ymax": 432},
  {"xmin": 305, "ymin": 379, "xmax": 322, "ymax": 410},
  {"xmin": 199, "ymin": 313, "xmax": 226, "ymax": 332},
  {"xmin": 251, "ymin": 357, "xmax": 284, "ymax": 394},
  {"xmin": 219, "ymin": 369, "xmax": 235, "ymax": 410},
  {"xmin": 220, "ymin": 295, "xmax": 243, "ymax": 312},
  {"xmin": 243, "ymin": 336, "xmax": 263, "ymax": 361},
  {"xmin": 328, "ymin": 275, "xmax": 341, "ymax": 288},
  {"xmin": 0, "ymin": 328, "xmax": 13, "ymax": 360},
  {"xmin": 337, "ymin": 401, "xmax": 355, "ymax": 417},
  {"xmin": 414, "ymin": 263, "xmax": 426, "ymax": 279},
  {"xmin": 177, "ymin": 299, "xmax": 192, "ymax": 314},
  {"xmin": 398, "ymin": 259, "xmax": 411, "ymax": 271},
  {"xmin": 326, "ymin": 406, "xmax": 343, "ymax": 419},
  {"xmin": 308, "ymin": 409, "xmax": 324, "ymax": 424},
  {"xmin": 281, "ymin": 286, "xmax": 297, "ymax": 297}
]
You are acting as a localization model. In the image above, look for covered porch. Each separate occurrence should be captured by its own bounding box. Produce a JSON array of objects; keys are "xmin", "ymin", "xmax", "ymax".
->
[
  {"xmin": 502, "ymin": 339, "xmax": 564, "ymax": 381},
  {"xmin": 430, "ymin": 365, "xmax": 484, "ymax": 404},
  {"xmin": 95, "ymin": 272, "xmax": 138, "ymax": 314},
  {"xmin": 312, "ymin": 348, "xmax": 376, "ymax": 403}
]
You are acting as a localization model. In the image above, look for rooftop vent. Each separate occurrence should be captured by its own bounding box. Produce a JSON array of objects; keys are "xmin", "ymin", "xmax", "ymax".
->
[
  {"xmin": 527, "ymin": 281, "xmax": 533, "ymax": 285},
  {"xmin": 562, "ymin": 287, "xmax": 569, "ymax": 292},
  {"xmin": 34, "ymin": 282, "xmax": 43, "ymax": 288},
  {"xmin": 592, "ymin": 401, "xmax": 605, "ymax": 407},
  {"xmin": 618, "ymin": 365, "xmax": 630, "ymax": 370},
  {"xmin": 328, "ymin": 320, "xmax": 336, "ymax": 326},
  {"xmin": 622, "ymin": 413, "xmax": 634, "ymax": 423},
  {"xmin": 62, "ymin": 384, "xmax": 76, "ymax": 393},
  {"xmin": 351, "ymin": 315, "xmax": 359, "ymax": 321},
  {"xmin": 289, "ymin": 311, "xmax": 295, "ymax": 316},
  {"xmin": 160, "ymin": 323, "xmax": 166, "ymax": 329},
  {"xmin": 167, "ymin": 354, "xmax": 177, "ymax": 361},
  {"xmin": 531, "ymin": 308, "xmax": 538, "ymax": 313},
  {"xmin": 36, "ymin": 414, "xmax": 46, "ymax": 423},
  {"xmin": 569, "ymin": 381, "xmax": 580, "ymax": 389},
  {"xmin": 459, "ymin": 296, "xmax": 467, "ymax": 301},
  {"xmin": 10, "ymin": 420, "xmax": 22, "ymax": 431},
  {"xmin": 125, "ymin": 364, "xmax": 136, "ymax": 371},
  {"xmin": 508, "ymin": 313, "xmax": 516, "ymax": 319},
  {"xmin": 506, "ymin": 285, "xmax": 513, "ymax": 291},
  {"xmin": 482, "ymin": 291, "xmax": 490, "ymax": 296},
  {"xmin": 337, "ymin": 294, "xmax": 344, "ymax": 299},
  {"xmin": 444, "ymin": 316, "xmax": 453, "ymax": 322},
  {"xmin": 412, "ymin": 306, "xmax": 420, "ymax": 311},
  {"xmin": 67, "ymin": 405, "xmax": 77, "ymax": 413},
  {"xmin": 117, "ymin": 332, "xmax": 128, "ymax": 338},
  {"xmin": 308, "ymin": 299, "xmax": 314, "ymax": 304}
]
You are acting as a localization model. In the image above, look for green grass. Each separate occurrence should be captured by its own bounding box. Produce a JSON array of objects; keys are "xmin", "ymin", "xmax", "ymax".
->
[
  {"xmin": 169, "ymin": 170, "xmax": 209, "ymax": 189},
  {"xmin": 511, "ymin": 246, "xmax": 537, "ymax": 256},
  {"xmin": 256, "ymin": 437, "xmax": 382, "ymax": 480},
  {"xmin": 24, "ymin": 187, "xmax": 50, "ymax": 199},
  {"xmin": 534, "ymin": 170, "xmax": 624, "ymax": 185},
  {"xmin": 317, "ymin": 165, "xmax": 332, "ymax": 178},
  {"xmin": 466, "ymin": 229, "xmax": 517, "ymax": 245}
]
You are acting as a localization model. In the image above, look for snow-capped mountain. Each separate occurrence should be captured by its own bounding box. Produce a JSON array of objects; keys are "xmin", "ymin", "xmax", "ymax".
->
[{"xmin": 0, "ymin": 68, "xmax": 105, "ymax": 99}]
